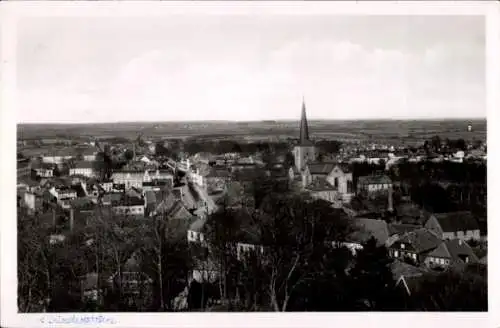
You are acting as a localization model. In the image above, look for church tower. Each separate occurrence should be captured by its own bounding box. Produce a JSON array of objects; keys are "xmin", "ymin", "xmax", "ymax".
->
[{"xmin": 293, "ymin": 98, "xmax": 316, "ymax": 172}]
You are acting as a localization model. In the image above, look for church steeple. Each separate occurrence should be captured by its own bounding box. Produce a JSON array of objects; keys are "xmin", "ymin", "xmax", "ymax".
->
[{"xmin": 299, "ymin": 97, "xmax": 310, "ymax": 144}]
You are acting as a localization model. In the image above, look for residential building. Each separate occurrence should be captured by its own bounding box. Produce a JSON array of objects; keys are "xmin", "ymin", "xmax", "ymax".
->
[
  {"xmin": 235, "ymin": 228, "xmax": 265, "ymax": 261},
  {"xmin": 17, "ymin": 158, "xmax": 31, "ymax": 178},
  {"xmin": 24, "ymin": 190, "xmax": 43, "ymax": 213},
  {"xmin": 357, "ymin": 174, "xmax": 392, "ymax": 195},
  {"xmin": 69, "ymin": 161, "xmax": 96, "ymax": 177},
  {"xmin": 388, "ymin": 228, "xmax": 442, "ymax": 264},
  {"xmin": 145, "ymin": 169, "xmax": 174, "ymax": 184},
  {"xmin": 206, "ymin": 168, "xmax": 231, "ymax": 194},
  {"xmin": 50, "ymin": 186, "xmax": 77, "ymax": 202},
  {"xmin": 81, "ymin": 147, "xmax": 98, "ymax": 162},
  {"xmin": 34, "ymin": 163, "xmax": 56, "ymax": 178},
  {"xmin": 424, "ymin": 239, "xmax": 478, "ymax": 269},
  {"xmin": 191, "ymin": 164, "xmax": 230, "ymax": 192},
  {"xmin": 424, "ymin": 211, "xmax": 481, "ymax": 241},
  {"xmin": 42, "ymin": 149, "xmax": 75, "ymax": 164},
  {"xmin": 305, "ymin": 178, "xmax": 339, "ymax": 204},
  {"xmin": 187, "ymin": 217, "xmax": 207, "ymax": 244},
  {"xmin": 100, "ymin": 180, "xmax": 113, "ymax": 192},
  {"xmin": 190, "ymin": 163, "xmax": 211, "ymax": 188},
  {"xmin": 111, "ymin": 170, "xmax": 145, "ymax": 189},
  {"xmin": 190, "ymin": 258, "xmax": 220, "ymax": 284},
  {"xmin": 111, "ymin": 195, "xmax": 145, "ymax": 217},
  {"xmin": 177, "ymin": 158, "xmax": 191, "ymax": 172},
  {"xmin": 325, "ymin": 163, "xmax": 354, "ymax": 198}
]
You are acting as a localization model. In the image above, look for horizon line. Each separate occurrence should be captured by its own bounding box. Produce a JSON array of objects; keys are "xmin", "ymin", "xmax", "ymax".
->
[{"xmin": 17, "ymin": 117, "xmax": 487, "ymax": 125}]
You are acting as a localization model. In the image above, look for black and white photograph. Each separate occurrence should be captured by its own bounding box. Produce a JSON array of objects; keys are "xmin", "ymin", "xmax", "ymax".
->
[{"xmin": 1, "ymin": 1, "xmax": 498, "ymax": 327}]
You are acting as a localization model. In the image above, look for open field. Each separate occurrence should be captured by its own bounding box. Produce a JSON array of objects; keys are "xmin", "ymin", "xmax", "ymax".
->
[{"xmin": 17, "ymin": 119, "xmax": 486, "ymax": 145}]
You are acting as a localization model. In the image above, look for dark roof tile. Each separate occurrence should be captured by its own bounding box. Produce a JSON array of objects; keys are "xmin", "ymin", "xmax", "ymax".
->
[
  {"xmin": 431, "ymin": 211, "xmax": 480, "ymax": 232},
  {"xmin": 396, "ymin": 228, "xmax": 441, "ymax": 253}
]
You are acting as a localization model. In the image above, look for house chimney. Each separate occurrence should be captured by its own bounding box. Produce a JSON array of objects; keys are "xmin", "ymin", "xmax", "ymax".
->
[{"xmin": 387, "ymin": 184, "xmax": 394, "ymax": 212}]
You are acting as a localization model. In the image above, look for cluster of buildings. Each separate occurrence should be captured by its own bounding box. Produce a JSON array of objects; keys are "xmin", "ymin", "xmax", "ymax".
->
[
  {"xmin": 181, "ymin": 100, "xmax": 487, "ymax": 300},
  {"xmin": 16, "ymin": 100, "xmax": 486, "ymax": 309}
]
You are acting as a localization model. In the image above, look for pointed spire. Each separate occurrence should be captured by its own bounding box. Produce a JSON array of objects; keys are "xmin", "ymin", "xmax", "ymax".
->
[{"xmin": 299, "ymin": 97, "xmax": 310, "ymax": 144}]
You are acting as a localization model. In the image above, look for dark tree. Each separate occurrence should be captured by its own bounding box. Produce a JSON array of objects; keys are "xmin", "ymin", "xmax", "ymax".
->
[
  {"xmin": 348, "ymin": 238, "xmax": 397, "ymax": 310},
  {"xmin": 124, "ymin": 149, "xmax": 134, "ymax": 161}
]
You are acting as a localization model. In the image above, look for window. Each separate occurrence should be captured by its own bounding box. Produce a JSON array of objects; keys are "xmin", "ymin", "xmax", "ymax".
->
[
  {"xmin": 412, "ymin": 253, "xmax": 417, "ymax": 260},
  {"xmin": 400, "ymin": 244, "xmax": 405, "ymax": 249},
  {"xmin": 394, "ymin": 250, "xmax": 399, "ymax": 258},
  {"xmin": 334, "ymin": 177, "xmax": 339, "ymax": 188}
]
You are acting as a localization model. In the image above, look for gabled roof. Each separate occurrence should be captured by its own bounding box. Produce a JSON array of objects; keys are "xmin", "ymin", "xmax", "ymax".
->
[
  {"xmin": 112, "ymin": 195, "xmax": 144, "ymax": 207},
  {"xmin": 388, "ymin": 223, "xmax": 421, "ymax": 236},
  {"xmin": 427, "ymin": 239, "xmax": 479, "ymax": 264},
  {"xmin": 168, "ymin": 201, "xmax": 195, "ymax": 220},
  {"xmin": 426, "ymin": 242, "xmax": 451, "ymax": 258},
  {"xmin": 70, "ymin": 197, "xmax": 95, "ymax": 210},
  {"xmin": 395, "ymin": 202, "xmax": 423, "ymax": 218},
  {"xmin": 358, "ymin": 175, "xmax": 392, "ymax": 185},
  {"xmin": 431, "ymin": 211, "xmax": 480, "ymax": 232},
  {"xmin": 102, "ymin": 192, "xmax": 122, "ymax": 204},
  {"xmin": 236, "ymin": 227, "xmax": 262, "ymax": 245},
  {"xmin": 73, "ymin": 161, "xmax": 95, "ymax": 169},
  {"xmin": 144, "ymin": 190, "xmax": 157, "ymax": 205},
  {"xmin": 113, "ymin": 169, "xmax": 144, "ymax": 175},
  {"xmin": 348, "ymin": 218, "xmax": 390, "ymax": 246},
  {"xmin": 390, "ymin": 260, "xmax": 428, "ymax": 281},
  {"xmin": 307, "ymin": 162, "xmax": 336, "ymax": 175},
  {"xmin": 154, "ymin": 189, "xmax": 179, "ymax": 213},
  {"xmin": 18, "ymin": 178, "xmax": 40, "ymax": 188},
  {"xmin": 206, "ymin": 168, "xmax": 231, "ymax": 179},
  {"xmin": 397, "ymin": 274, "xmax": 427, "ymax": 296},
  {"xmin": 395, "ymin": 228, "xmax": 441, "ymax": 253},
  {"xmin": 305, "ymin": 178, "xmax": 336, "ymax": 192},
  {"xmin": 17, "ymin": 158, "xmax": 31, "ymax": 168},
  {"xmin": 80, "ymin": 147, "xmax": 99, "ymax": 156},
  {"xmin": 33, "ymin": 162, "xmax": 57, "ymax": 170}
]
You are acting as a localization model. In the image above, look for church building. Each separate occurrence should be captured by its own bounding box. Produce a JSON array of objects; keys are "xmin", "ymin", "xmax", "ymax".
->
[
  {"xmin": 290, "ymin": 99, "xmax": 355, "ymax": 206},
  {"xmin": 293, "ymin": 99, "xmax": 317, "ymax": 172}
]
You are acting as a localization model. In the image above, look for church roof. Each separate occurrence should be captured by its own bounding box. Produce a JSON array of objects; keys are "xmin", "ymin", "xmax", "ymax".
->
[
  {"xmin": 308, "ymin": 162, "xmax": 336, "ymax": 175},
  {"xmin": 299, "ymin": 98, "xmax": 312, "ymax": 145}
]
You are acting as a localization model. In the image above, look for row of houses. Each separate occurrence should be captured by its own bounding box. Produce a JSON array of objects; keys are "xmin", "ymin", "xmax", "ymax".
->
[{"xmin": 183, "ymin": 206, "xmax": 483, "ymax": 285}]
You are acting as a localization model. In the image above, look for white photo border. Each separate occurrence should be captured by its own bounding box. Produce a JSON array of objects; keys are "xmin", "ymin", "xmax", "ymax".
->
[{"xmin": 1, "ymin": 1, "xmax": 498, "ymax": 327}]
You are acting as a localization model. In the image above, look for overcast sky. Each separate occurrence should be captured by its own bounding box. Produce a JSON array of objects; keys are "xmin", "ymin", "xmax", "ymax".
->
[{"xmin": 17, "ymin": 15, "xmax": 485, "ymax": 123}]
